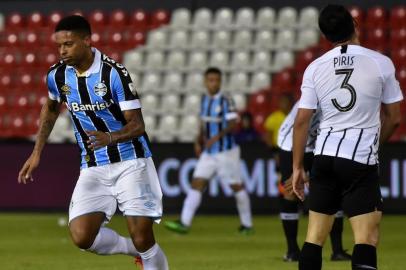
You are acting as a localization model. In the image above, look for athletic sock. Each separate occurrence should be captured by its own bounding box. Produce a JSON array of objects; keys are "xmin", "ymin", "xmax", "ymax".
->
[
  {"xmin": 87, "ymin": 227, "xmax": 138, "ymax": 256},
  {"xmin": 352, "ymin": 244, "xmax": 377, "ymax": 270},
  {"xmin": 299, "ymin": 242, "xmax": 322, "ymax": 270},
  {"xmin": 180, "ymin": 189, "xmax": 202, "ymax": 227},
  {"xmin": 235, "ymin": 189, "xmax": 253, "ymax": 227},
  {"xmin": 330, "ymin": 211, "xmax": 344, "ymax": 254},
  {"xmin": 279, "ymin": 197, "xmax": 300, "ymax": 253},
  {"xmin": 139, "ymin": 243, "xmax": 169, "ymax": 270}
]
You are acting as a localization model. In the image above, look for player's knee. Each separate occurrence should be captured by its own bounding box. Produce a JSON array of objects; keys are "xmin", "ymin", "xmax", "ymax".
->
[
  {"xmin": 355, "ymin": 228, "xmax": 380, "ymax": 247},
  {"xmin": 69, "ymin": 227, "xmax": 96, "ymax": 250},
  {"xmin": 191, "ymin": 179, "xmax": 207, "ymax": 191},
  {"xmin": 230, "ymin": 184, "xmax": 244, "ymax": 192},
  {"xmin": 130, "ymin": 233, "xmax": 154, "ymax": 252}
]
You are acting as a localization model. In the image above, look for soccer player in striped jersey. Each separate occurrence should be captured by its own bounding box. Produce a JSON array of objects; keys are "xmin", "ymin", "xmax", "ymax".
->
[
  {"xmin": 292, "ymin": 5, "xmax": 403, "ymax": 270},
  {"xmin": 17, "ymin": 15, "xmax": 168, "ymax": 270},
  {"xmin": 164, "ymin": 67, "xmax": 253, "ymax": 234},
  {"xmin": 278, "ymin": 102, "xmax": 351, "ymax": 262}
]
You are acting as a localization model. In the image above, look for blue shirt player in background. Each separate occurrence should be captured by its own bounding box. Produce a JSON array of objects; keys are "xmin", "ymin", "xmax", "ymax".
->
[
  {"xmin": 165, "ymin": 67, "xmax": 253, "ymax": 234},
  {"xmin": 17, "ymin": 15, "xmax": 168, "ymax": 270}
]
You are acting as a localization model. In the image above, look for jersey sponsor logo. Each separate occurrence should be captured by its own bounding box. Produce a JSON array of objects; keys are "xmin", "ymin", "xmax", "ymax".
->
[
  {"xmin": 67, "ymin": 99, "xmax": 115, "ymax": 112},
  {"xmin": 94, "ymin": 82, "xmax": 108, "ymax": 97}
]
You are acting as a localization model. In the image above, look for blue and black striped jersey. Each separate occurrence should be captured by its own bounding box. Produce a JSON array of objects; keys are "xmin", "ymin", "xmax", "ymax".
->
[
  {"xmin": 47, "ymin": 48, "xmax": 151, "ymax": 169},
  {"xmin": 200, "ymin": 92, "xmax": 238, "ymax": 154}
]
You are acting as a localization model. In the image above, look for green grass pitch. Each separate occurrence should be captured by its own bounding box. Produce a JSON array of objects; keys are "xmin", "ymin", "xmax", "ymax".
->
[{"xmin": 0, "ymin": 213, "xmax": 405, "ymax": 270}]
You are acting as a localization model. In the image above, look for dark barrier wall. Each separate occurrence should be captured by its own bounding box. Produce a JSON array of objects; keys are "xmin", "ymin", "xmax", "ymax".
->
[{"xmin": 1, "ymin": 142, "xmax": 406, "ymax": 214}]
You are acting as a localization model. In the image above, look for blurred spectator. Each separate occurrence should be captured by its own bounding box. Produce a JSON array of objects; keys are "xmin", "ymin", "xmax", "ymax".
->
[
  {"xmin": 235, "ymin": 111, "xmax": 259, "ymax": 144},
  {"xmin": 263, "ymin": 94, "xmax": 293, "ymax": 148}
]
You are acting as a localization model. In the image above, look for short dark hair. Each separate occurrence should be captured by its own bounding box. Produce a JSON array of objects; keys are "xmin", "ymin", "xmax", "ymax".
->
[
  {"xmin": 204, "ymin": 67, "xmax": 222, "ymax": 77},
  {"xmin": 318, "ymin": 5, "xmax": 355, "ymax": 43},
  {"xmin": 55, "ymin": 15, "xmax": 91, "ymax": 36}
]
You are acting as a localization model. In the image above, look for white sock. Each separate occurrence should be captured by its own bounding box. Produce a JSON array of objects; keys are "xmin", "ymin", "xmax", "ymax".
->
[
  {"xmin": 87, "ymin": 227, "xmax": 138, "ymax": 256},
  {"xmin": 235, "ymin": 189, "xmax": 253, "ymax": 228},
  {"xmin": 139, "ymin": 243, "xmax": 169, "ymax": 270},
  {"xmin": 180, "ymin": 189, "xmax": 202, "ymax": 227}
]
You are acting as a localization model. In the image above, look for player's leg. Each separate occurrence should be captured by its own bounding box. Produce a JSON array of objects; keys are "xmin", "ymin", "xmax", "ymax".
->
[
  {"xmin": 68, "ymin": 166, "xmax": 139, "ymax": 256},
  {"xmin": 165, "ymin": 152, "xmax": 215, "ymax": 233},
  {"xmin": 278, "ymin": 150, "xmax": 300, "ymax": 260},
  {"xmin": 116, "ymin": 158, "xmax": 168, "ymax": 269},
  {"xmin": 230, "ymin": 183, "xmax": 253, "ymax": 234},
  {"xmin": 219, "ymin": 146, "xmax": 253, "ymax": 233},
  {"xmin": 329, "ymin": 210, "xmax": 352, "ymax": 261},
  {"xmin": 339, "ymin": 159, "xmax": 382, "ymax": 270},
  {"xmin": 349, "ymin": 211, "xmax": 381, "ymax": 270},
  {"xmin": 127, "ymin": 217, "xmax": 168, "ymax": 270},
  {"xmin": 299, "ymin": 155, "xmax": 340, "ymax": 270},
  {"xmin": 300, "ymin": 211, "xmax": 335, "ymax": 270}
]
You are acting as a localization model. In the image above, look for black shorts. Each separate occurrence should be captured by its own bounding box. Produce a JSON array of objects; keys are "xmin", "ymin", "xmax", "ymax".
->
[
  {"xmin": 279, "ymin": 149, "xmax": 314, "ymax": 183},
  {"xmin": 309, "ymin": 155, "xmax": 383, "ymax": 218}
]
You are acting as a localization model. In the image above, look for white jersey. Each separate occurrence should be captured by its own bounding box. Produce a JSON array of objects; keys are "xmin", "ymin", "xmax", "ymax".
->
[
  {"xmin": 299, "ymin": 44, "xmax": 403, "ymax": 165},
  {"xmin": 277, "ymin": 102, "xmax": 321, "ymax": 153}
]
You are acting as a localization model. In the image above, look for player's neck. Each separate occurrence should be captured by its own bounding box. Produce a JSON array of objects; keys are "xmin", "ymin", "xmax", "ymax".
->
[
  {"xmin": 333, "ymin": 36, "xmax": 360, "ymax": 48},
  {"xmin": 74, "ymin": 50, "xmax": 95, "ymax": 74}
]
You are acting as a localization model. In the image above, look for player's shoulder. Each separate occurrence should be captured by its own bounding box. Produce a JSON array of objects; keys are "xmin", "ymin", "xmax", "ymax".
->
[
  {"xmin": 47, "ymin": 60, "xmax": 66, "ymax": 76},
  {"xmin": 100, "ymin": 53, "xmax": 130, "ymax": 78}
]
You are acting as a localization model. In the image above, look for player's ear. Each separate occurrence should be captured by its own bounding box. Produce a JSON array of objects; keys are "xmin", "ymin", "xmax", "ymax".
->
[{"xmin": 83, "ymin": 35, "xmax": 91, "ymax": 48}]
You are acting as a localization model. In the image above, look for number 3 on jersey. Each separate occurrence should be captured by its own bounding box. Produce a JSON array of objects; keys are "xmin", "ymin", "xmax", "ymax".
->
[{"xmin": 332, "ymin": 68, "xmax": 356, "ymax": 112}]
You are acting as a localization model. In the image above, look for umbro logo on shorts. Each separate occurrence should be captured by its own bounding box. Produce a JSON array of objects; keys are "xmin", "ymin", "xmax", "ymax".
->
[{"xmin": 144, "ymin": 201, "xmax": 156, "ymax": 209}]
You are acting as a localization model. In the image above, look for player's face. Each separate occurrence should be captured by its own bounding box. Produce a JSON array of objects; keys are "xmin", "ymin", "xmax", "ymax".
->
[
  {"xmin": 204, "ymin": 73, "xmax": 221, "ymax": 95},
  {"xmin": 55, "ymin": 30, "xmax": 91, "ymax": 67}
]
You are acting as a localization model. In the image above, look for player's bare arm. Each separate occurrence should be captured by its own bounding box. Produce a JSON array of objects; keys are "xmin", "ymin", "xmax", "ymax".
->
[
  {"xmin": 205, "ymin": 119, "xmax": 237, "ymax": 149},
  {"xmin": 292, "ymin": 108, "xmax": 313, "ymax": 201},
  {"xmin": 18, "ymin": 98, "xmax": 61, "ymax": 184},
  {"xmin": 194, "ymin": 121, "xmax": 204, "ymax": 157},
  {"xmin": 380, "ymin": 101, "xmax": 401, "ymax": 144},
  {"xmin": 86, "ymin": 109, "xmax": 145, "ymax": 150}
]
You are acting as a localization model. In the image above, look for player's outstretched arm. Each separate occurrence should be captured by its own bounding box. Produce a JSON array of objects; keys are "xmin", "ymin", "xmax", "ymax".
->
[
  {"xmin": 18, "ymin": 98, "xmax": 61, "ymax": 184},
  {"xmin": 194, "ymin": 121, "xmax": 204, "ymax": 157},
  {"xmin": 380, "ymin": 101, "xmax": 401, "ymax": 144},
  {"xmin": 292, "ymin": 108, "xmax": 313, "ymax": 201},
  {"xmin": 86, "ymin": 109, "xmax": 145, "ymax": 150}
]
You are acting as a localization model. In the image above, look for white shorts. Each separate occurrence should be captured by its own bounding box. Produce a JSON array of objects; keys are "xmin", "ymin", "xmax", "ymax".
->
[
  {"xmin": 193, "ymin": 146, "xmax": 242, "ymax": 184},
  {"xmin": 69, "ymin": 158, "xmax": 163, "ymax": 224}
]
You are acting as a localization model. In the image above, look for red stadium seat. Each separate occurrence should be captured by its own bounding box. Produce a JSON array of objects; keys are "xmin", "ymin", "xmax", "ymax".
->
[
  {"xmin": 366, "ymin": 6, "xmax": 387, "ymax": 29},
  {"xmin": 348, "ymin": 6, "xmax": 364, "ymax": 24},
  {"xmin": 25, "ymin": 112, "xmax": 40, "ymax": 136},
  {"xmin": 390, "ymin": 29, "xmax": 406, "ymax": 50},
  {"xmin": 392, "ymin": 47, "xmax": 406, "ymax": 69},
  {"xmin": 0, "ymin": 93, "xmax": 7, "ymax": 113},
  {"xmin": 151, "ymin": 9, "xmax": 170, "ymax": 29},
  {"xmin": 295, "ymin": 49, "xmax": 317, "ymax": 73},
  {"xmin": 390, "ymin": 6, "xmax": 406, "ymax": 30},
  {"xmin": 0, "ymin": 72, "xmax": 13, "ymax": 90},
  {"xmin": 21, "ymin": 31, "xmax": 41, "ymax": 47},
  {"xmin": 0, "ymin": 50, "xmax": 19, "ymax": 68},
  {"xmin": 21, "ymin": 52, "xmax": 39, "ymax": 68},
  {"xmin": 47, "ymin": 11, "xmax": 63, "ymax": 29},
  {"xmin": 90, "ymin": 31, "xmax": 105, "ymax": 48},
  {"xmin": 252, "ymin": 112, "xmax": 268, "ymax": 134},
  {"xmin": 4, "ymin": 32, "xmax": 20, "ymax": 47},
  {"xmin": 127, "ymin": 30, "xmax": 146, "ymax": 48},
  {"xmin": 396, "ymin": 66, "xmax": 406, "ymax": 90},
  {"xmin": 110, "ymin": 9, "xmax": 128, "ymax": 27},
  {"xmin": 6, "ymin": 12, "xmax": 25, "ymax": 29},
  {"xmin": 88, "ymin": 10, "xmax": 107, "ymax": 30},
  {"xmin": 272, "ymin": 68, "xmax": 295, "ymax": 93},
  {"xmin": 106, "ymin": 30, "xmax": 125, "ymax": 48},
  {"xmin": 39, "ymin": 47, "xmax": 59, "ymax": 68},
  {"xmin": 248, "ymin": 90, "xmax": 271, "ymax": 116},
  {"xmin": 366, "ymin": 28, "xmax": 387, "ymax": 45},
  {"xmin": 129, "ymin": 10, "xmax": 149, "ymax": 31},
  {"xmin": 27, "ymin": 11, "xmax": 45, "ymax": 29}
]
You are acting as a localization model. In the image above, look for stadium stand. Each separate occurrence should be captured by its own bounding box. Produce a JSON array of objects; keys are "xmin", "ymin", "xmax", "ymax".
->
[{"xmin": 0, "ymin": 6, "xmax": 405, "ymax": 142}]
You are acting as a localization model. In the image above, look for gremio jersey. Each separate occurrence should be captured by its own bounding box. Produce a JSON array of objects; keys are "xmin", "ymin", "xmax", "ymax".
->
[
  {"xmin": 299, "ymin": 44, "xmax": 403, "ymax": 165},
  {"xmin": 200, "ymin": 92, "xmax": 238, "ymax": 154},
  {"xmin": 47, "ymin": 48, "xmax": 152, "ymax": 169},
  {"xmin": 278, "ymin": 102, "xmax": 321, "ymax": 153}
]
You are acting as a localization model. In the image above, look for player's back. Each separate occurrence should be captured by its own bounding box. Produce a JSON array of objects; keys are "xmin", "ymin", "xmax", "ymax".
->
[{"xmin": 300, "ymin": 44, "xmax": 403, "ymax": 164}]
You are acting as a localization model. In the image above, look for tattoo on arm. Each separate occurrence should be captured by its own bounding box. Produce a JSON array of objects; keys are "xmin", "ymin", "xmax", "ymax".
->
[{"xmin": 33, "ymin": 99, "xmax": 61, "ymax": 153}]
